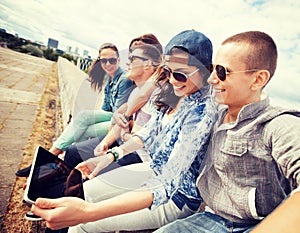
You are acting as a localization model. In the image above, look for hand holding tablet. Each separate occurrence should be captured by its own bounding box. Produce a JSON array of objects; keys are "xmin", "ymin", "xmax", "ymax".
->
[{"xmin": 23, "ymin": 146, "xmax": 85, "ymax": 220}]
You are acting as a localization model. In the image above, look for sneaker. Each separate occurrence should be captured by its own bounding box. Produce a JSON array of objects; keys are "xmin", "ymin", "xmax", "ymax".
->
[
  {"xmin": 25, "ymin": 210, "xmax": 43, "ymax": 221},
  {"xmin": 16, "ymin": 165, "xmax": 32, "ymax": 177}
]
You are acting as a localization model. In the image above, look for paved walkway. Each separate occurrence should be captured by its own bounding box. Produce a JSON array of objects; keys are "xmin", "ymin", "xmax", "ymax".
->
[
  {"xmin": 0, "ymin": 48, "xmax": 153, "ymax": 233},
  {"xmin": 0, "ymin": 47, "xmax": 53, "ymax": 223}
]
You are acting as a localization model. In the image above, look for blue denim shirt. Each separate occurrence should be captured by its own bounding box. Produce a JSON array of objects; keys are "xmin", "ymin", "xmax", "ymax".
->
[
  {"xmin": 136, "ymin": 86, "xmax": 218, "ymax": 210},
  {"xmin": 102, "ymin": 67, "xmax": 135, "ymax": 112},
  {"xmin": 198, "ymin": 96, "xmax": 300, "ymax": 224}
]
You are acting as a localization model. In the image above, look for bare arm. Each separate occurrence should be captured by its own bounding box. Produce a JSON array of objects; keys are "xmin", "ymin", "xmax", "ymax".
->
[
  {"xmin": 124, "ymin": 73, "xmax": 158, "ymax": 117},
  {"xmin": 83, "ymin": 134, "xmax": 145, "ymax": 178},
  {"xmin": 119, "ymin": 135, "xmax": 145, "ymax": 155},
  {"xmin": 112, "ymin": 103, "xmax": 129, "ymax": 128},
  {"xmin": 94, "ymin": 124, "xmax": 122, "ymax": 156},
  {"xmin": 251, "ymin": 191, "xmax": 300, "ymax": 233},
  {"xmin": 94, "ymin": 122, "xmax": 142, "ymax": 157},
  {"xmin": 115, "ymin": 67, "xmax": 167, "ymax": 127},
  {"xmin": 32, "ymin": 189, "xmax": 153, "ymax": 230},
  {"xmin": 115, "ymin": 102, "xmax": 128, "ymax": 114}
]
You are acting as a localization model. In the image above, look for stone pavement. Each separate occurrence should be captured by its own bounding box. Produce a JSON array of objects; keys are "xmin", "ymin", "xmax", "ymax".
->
[
  {"xmin": 0, "ymin": 49, "xmax": 151, "ymax": 232},
  {"xmin": 0, "ymin": 47, "xmax": 53, "ymax": 224}
]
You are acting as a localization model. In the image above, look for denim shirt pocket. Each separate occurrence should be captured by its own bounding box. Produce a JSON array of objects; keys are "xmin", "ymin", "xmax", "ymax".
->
[
  {"xmin": 219, "ymin": 135, "xmax": 266, "ymax": 220},
  {"xmin": 220, "ymin": 137, "xmax": 248, "ymax": 157}
]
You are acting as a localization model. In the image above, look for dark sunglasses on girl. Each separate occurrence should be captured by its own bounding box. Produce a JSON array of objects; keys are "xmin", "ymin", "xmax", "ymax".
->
[
  {"xmin": 99, "ymin": 58, "xmax": 118, "ymax": 65},
  {"xmin": 213, "ymin": 64, "xmax": 259, "ymax": 81},
  {"xmin": 162, "ymin": 65, "xmax": 199, "ymax": 83}
]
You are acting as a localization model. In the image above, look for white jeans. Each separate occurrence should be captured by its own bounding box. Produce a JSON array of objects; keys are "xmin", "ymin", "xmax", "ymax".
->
[{"xmin": 68, "ymin": 163, "xmax": 194, "ymax": 232}]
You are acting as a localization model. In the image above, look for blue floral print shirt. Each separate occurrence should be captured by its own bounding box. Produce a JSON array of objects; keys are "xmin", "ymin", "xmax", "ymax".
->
[{"xmin": 136, "ymin": 85, "xmax": 218, "ymax": 210}]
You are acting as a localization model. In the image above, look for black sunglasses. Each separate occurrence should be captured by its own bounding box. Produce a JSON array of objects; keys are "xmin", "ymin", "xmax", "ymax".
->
[
  {"xmin": 214, "ymin": 64, "xmax": 259, "ymax": 81},
  {"xmin": 128, "ymin": 55, "xmax": 149, "ymax": 63},
  {"xmin": 99, "ymin": 58, "xmax": 118, "ymax": 65},
  {"xmin": 162, "ymin": 65, "xmax": 199, "ymax": 83}
]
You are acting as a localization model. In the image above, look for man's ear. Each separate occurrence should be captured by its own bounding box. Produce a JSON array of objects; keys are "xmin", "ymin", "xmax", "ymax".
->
[
  {"xmin": 251, "ymin": 70, "xmax": 270, "ymax": 90},
  {"xmin": 144, "ymin": 60, "xmax": 152, "ymax": 69}
]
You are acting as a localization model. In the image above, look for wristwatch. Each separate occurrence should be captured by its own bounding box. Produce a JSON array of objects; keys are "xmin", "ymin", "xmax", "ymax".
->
[{"xmin": 123, "ymin": 114, "xmax": 133, "ymax": 122}]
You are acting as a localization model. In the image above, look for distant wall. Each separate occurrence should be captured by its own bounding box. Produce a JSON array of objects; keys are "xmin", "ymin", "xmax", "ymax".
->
[{"xmin": 57, "ymin": 57, "xmax": 101, "ymax": 128}]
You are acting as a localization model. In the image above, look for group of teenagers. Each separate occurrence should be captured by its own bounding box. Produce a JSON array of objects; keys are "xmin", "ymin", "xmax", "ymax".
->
[{"xmin": 17, "ymin": 29, "xmax": 300, "ymax": 232}]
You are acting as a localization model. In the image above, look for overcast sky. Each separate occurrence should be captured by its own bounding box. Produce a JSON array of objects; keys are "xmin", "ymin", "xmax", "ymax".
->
[{"xmin": 0, "ymin": 0, "xmax": 299, "ymax": 108}]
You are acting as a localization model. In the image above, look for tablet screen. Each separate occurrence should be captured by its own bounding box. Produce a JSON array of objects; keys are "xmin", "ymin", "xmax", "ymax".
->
[{"xmin": 24, "ymin": 146, "xmax": 84, "ymax": 203}]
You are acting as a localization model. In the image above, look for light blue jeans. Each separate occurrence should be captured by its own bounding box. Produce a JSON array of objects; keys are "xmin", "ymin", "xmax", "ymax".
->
[
  {"xmin": 154, "ymin": 211, "xmax": 257, "ymax": 233},
  {"xmin": 53, "ymin": 109, "xmax": 113, "ymax": 151},
  {"xmin": 68, "ymin": 163, "xmax": 195, "ymax": 232}
]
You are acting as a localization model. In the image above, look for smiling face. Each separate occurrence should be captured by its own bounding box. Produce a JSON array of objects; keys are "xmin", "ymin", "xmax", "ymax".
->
[
  {"xmin": 99, "ymin": 48, "xmax": 120, "ymax": 78},
  {"xmin": 208, "ymin": 42, "xmax": 261, "ymax": 113},
  {"xmin": 165, "ymin": 51, "xmax": 204, "ymax": 97}
]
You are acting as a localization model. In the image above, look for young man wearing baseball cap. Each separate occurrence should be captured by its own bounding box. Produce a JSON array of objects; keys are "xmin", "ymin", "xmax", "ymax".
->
[{"xmin": 31, "ymin": 30, "xmax": 218, "ymax": 232}]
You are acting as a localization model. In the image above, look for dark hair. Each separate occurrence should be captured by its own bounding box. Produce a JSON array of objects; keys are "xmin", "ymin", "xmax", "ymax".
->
[
  {"xmin": 129, "ymin": 33, "xmax": 163, "ymax": 54},
  {"xmin": 151, "ymin": 66, "xmax": 180, "ymax": 113},
  {"xmin": 222, "ymin": 31, "xmax": 277, "ymax": 79},
  {"xmin": 99, "ymin": 42, "xmax": 119, "ymax": 57},
  {"xmin": 88, "ymin": 43, "xmax": 119, "ymax": 92},
  {"xmin": 132, "ymin": 44, "xmax": 162, "ymax": 68}
]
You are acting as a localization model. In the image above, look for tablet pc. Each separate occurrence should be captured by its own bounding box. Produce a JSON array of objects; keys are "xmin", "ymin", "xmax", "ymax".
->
[{"xmin": 23, "ymin": 146, "xmax": 85, "ymax": 205}]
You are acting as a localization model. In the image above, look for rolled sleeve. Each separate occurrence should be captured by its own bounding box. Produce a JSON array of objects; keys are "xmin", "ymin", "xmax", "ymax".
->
[
  {"xmin": 265, "ymin": 114, "xmax": 300, "ymax": 188},
  {"xmin": 146, "ymin": 179, "xmax": 168, "ymax": 210}
]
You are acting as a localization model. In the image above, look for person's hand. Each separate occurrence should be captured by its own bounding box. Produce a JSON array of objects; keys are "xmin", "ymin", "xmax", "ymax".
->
[
  {"xmin": 94, "ymin": 141, "xmax": 109, "ymax": 156},
  {"xmin": 113, "ymin": 112, "xmax": 130, "ymax": 128},
  {"xmin": 49, "ymin": 146, "xmax": 63, "ymax": 156},
  {"xmin": 31, "ymin": 197, "xmax": 89, "ymax": 230},
  {"xmin": 76, "ymin": 154, "xmax": 114, "ymax": 179},
  {"xmin": 120, "ymin": 126, "xmax": 130, "ymax": 142}
]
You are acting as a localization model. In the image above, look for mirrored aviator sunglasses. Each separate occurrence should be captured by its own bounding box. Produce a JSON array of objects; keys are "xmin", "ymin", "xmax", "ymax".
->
[
  {"xmin": 99, "ymin": 58, "xmax": 118, "ymax": 65},
  {"xmin": 162, "ymin": 65, "xmax": 199, "ymax": 83}
]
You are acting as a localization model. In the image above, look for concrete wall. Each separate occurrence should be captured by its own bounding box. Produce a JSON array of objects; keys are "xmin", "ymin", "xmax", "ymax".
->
[{"xmin": 57, "ymin": 57, "xmax": 101, "ymax": 127}]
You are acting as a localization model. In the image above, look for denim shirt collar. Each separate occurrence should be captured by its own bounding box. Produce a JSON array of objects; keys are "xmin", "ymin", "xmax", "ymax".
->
[
  {"xmin": 109, "ymin": 67, "xmax": 123, "ymax": 84},
  {"xmin": 219, "ymin": 93, "xmax": 270, "ymax": 124},
  {"xmin": 238, "ymin": 94, "xmax": 270, "ymax": 121},
  {"xmin": 182, "ymin": 85, "xmax": 211, "ymax": 104}
]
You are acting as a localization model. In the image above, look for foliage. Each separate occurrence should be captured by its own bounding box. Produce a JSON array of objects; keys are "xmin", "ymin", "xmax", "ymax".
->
[
  {"xmin": 0, "ymin": 30, "xmax": 76, "ymax": 63},
  {"xmin": 60, "ymin": 53, "xmax": 74, "ymax": 61},
  {"xmin": 43, "ymin": 47, "xmax": 59, "ymax": 61},
  {"xmin": 23, "ymin": 44, "xmax": 43, "ymax": 57}
]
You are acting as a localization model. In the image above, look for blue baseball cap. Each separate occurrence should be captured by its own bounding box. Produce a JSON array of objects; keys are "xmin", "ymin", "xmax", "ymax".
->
[{"xmin": 164, "ymin": 29, "xmax": 213, "ymax": 67}]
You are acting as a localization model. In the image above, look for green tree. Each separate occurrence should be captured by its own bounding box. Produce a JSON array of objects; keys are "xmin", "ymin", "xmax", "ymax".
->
[
  {"xmin": 60, "ymin": 53, "xmax": 74, "ymax": 62},
  {"xmin": 23, "ymin": 44, "xmax": 43, "ymax": 57},
  {"xmin": 43, "ymin": 48, "xmax": 59, "ymax": 61}
]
